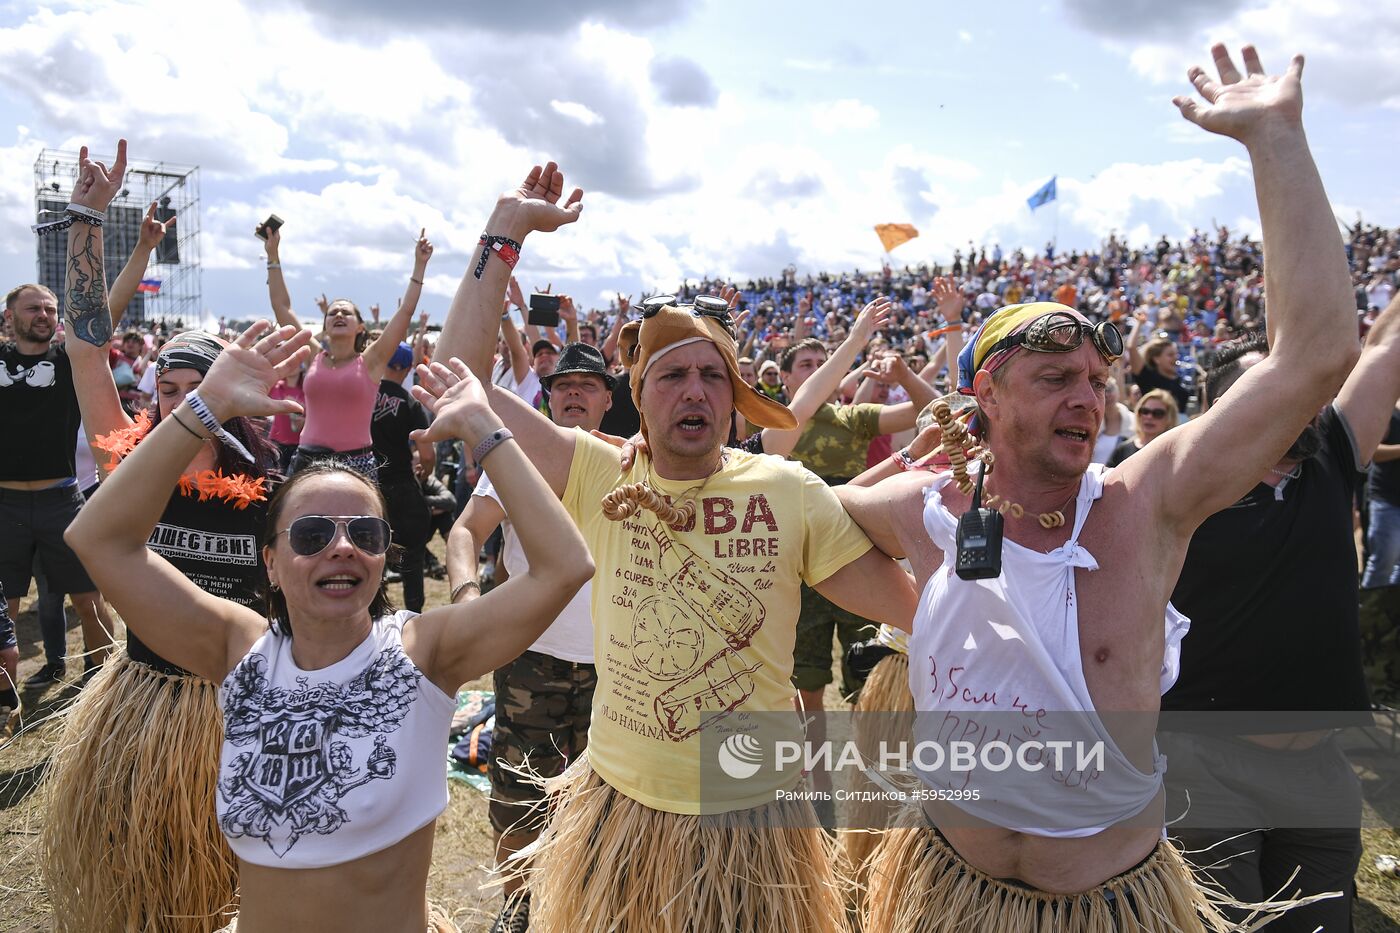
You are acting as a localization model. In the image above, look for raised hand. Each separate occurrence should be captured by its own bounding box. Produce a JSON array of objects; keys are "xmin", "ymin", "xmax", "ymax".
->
[
  {"xmin": 138, "ymin": 202, "xmax": 175, "ymax": 250},
  {"xmin": 71, "ymin": 139, "xmax": 128, "ymax": 212},
  {"xmin": 315, "ymin": 293, "xmax": 330, "ymax": 315},
  {"xmin": 930, "ymin": 277, "xmax": 966, "ymax": 324},
  {"xmin": 1173, "ymin": 44, "xmax": 1304, "ymax": 144},
  {"xmin": 500, "ymin": 162, "xmax": 584, "ymax": 235},
  {"xmin": 414, "ymin": 227, "xmax": 434, "ymax": 271},
  {"xmin": 591, "ymin": 429, "xmax": 648, "ymax": 472},
  {"xmin": 370, "ymin": 303, "xmax": 381, "ymax": 324},
  {"xmin": 410, "ymin": 359, "xmax": 503, "ymax": 447},
  {"xmin": 197, "ymin": 322, "xmax": 312, "ymax": 422},
  {"xmin": 862, "ymin": 352, "xmax": 909, "ymax": 385},
  {"xmin": 713, "ymin": 284, "xmax": 742, "ymax": 310},
  {"xmin": 616, "ymin": 293, "xmax": 631, "ymax": 316},
  {"xmin": 851, "ymin": 296, "xmax": 894, "ymax": 343},
  {"xmin": 509, "ymin": 277, "xmax": 527, "ymax": 310},
  {"xmin": 261, "ymin": 225, "xmax": 281, "ymax": 259},
  {"xmin": 559, "ymin": 295, "xmax": 577, "ymax": 321}
]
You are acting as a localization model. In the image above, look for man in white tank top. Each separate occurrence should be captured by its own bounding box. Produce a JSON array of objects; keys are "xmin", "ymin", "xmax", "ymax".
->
[{"xmin": 838, "ymin": 43, "xmax": 1361, "ymax": 930}]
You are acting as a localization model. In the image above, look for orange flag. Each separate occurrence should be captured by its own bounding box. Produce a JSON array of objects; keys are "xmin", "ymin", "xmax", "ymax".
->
[{"xmin": 875, "ymin": 223, "xmax": 919, "ymax": 252}]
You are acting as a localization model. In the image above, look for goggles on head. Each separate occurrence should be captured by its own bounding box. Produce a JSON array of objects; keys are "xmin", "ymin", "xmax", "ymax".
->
[
  {"xmin": 638, "ymin": 294, "xmax": 735, "ymax": 337},
  {"xmin": 984, "ymin": 311, "xmax": 1123, "ymax": 364}
]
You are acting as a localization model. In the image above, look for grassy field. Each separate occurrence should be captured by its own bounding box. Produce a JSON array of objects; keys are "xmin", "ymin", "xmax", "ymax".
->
[{"xmin": 3, "ymin": 537, "xmax": 1400, "ymax": 931}]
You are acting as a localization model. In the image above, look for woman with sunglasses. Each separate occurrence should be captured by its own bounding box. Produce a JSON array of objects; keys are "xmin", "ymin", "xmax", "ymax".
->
[
  {"xmin": 65, "ymin": 321, "xmax": 593, "ymax": 932},
  {"xmin": 262, "ymin": 225, "xmax": 433, "ymax": 482},
  {"xmin": 1106, "ymin": 389, "xmax": 1180, "ymax": 467},
  {"xmin": 39, "ymin": 141, "xmax": 281, "ymax": 933},
  {"xmin": 1091, "ymin": 376, "xmax": 1136, "ymax": 465}
]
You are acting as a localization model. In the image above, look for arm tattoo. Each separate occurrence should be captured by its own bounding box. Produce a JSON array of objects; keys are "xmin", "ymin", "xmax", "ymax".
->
[{"xmin": 66, "ymin": 226, "xmax": 113, "ymax": 347}]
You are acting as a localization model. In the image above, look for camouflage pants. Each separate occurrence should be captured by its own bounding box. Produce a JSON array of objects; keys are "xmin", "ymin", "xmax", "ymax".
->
[
  {"xmin": 791, "ymin": 583, "xmax": 876, "ymax": 701},
  {"xmin": 488, "ymin": 650, "xmax": 597, "ymax": 835}
]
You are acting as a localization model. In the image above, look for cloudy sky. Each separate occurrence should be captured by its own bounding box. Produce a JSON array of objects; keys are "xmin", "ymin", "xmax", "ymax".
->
[{"xmin": 0, "ymin": 0, "xmax": 1395, "ymax": 324}]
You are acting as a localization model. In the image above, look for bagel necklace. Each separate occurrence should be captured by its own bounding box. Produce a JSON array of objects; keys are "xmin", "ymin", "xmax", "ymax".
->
[{"xmin": 931, "ymin": 399, "xmax": 1072, "ymax": 529}]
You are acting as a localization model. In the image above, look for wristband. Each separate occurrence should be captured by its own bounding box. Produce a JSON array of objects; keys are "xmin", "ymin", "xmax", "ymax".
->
[
  {"xmin": 450, "ymin": 580, "xmax": 481, "ymax": 603},
  {"xmin": 184, "ymin": 393, "xmax": 256, "ymax": 463},
  {"xmin": 66, "ymin": 203, "xmax": 106, "ymax": 222},
  {"xmin": 32, "ymin": 215, "xmax": 74, "ymax": 236},
  {"xmin": 472, "ymin": 234, "xmax": 522, "ymax": 280},
  {"xmin": 410, "ymin": 276, "xmax": 424, "ymax": 286},
  {"xmin": 266, "ymin": 262, "xmax": 281, "ymax": 270},
  {"xmin": 170, "ymin": 410, "xmax": 209, "ymax": 441},
  {"xmin": 471, "ymin": 427, "xmax": 513, "ymax": 464},
  {"xmin": 927, "ymin": 324, "xmax": 960, "ymax": 339}
]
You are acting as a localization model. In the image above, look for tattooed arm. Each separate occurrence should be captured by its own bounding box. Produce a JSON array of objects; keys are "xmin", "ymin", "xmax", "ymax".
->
[
  {"xmin": 63, "ymin": 140, "xmax": 136, "ymax": 454},
  {"xmin": 64, "ymin": 140, "xmax": 126, "ymax": 349}
]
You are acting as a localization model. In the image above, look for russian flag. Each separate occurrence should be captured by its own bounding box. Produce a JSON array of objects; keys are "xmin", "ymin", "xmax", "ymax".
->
[{"xmin": 137, "ymin": 278, "xmax": 162, "ymax": 294}]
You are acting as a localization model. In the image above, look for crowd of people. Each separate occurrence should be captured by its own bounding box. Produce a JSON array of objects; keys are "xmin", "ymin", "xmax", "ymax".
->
[{"xmin": 2, "ymin": 40, "xmax": 1399, "ymax": 933}]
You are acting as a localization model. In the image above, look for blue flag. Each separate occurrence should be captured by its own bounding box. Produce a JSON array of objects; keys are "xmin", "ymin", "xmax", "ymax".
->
[{"xmin": 1027, "ymin": 176, "xmax": 1057, "ymax": 211}]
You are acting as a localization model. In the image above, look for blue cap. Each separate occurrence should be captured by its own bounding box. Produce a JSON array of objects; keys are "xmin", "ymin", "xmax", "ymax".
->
[{"xmin": 388, "ymin": 342, "xmax": 414, "ymax": 370}]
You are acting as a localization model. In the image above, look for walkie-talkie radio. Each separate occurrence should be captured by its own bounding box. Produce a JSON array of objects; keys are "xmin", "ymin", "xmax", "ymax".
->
[{"xmin": 955, "ymin": 461, "xmax": 1004, "ymax": 580}]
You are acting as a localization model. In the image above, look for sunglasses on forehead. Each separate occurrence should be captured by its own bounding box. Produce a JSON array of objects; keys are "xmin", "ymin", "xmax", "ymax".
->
[
  {"xmin": 276, "ymin": 515, "xmax": 392, "ymax": 557},
  {"xmin": 637, "ymin": 295, "xmax": 735, "ymax": 336},
  {"xmin": 986, "ymin": 311, "xmax": 1124, "ymax": 363}
]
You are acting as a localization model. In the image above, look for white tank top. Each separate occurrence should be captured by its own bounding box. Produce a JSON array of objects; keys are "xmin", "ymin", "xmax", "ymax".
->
[
  {"xmin": 217, "ymin": 612, "xmax": 454, "ymax": 868},
  {"xmin": 908, "ymin": 465, "xmax": 1190, "ymax": 837}
]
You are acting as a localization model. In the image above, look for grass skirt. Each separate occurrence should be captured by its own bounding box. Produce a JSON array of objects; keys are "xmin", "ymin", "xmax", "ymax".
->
[
  {"xmin": 841, "ymin": 651, "xmax": 914, "ymax": 882},
  {"xmin": 862, "ymin": 810, "xmax": 1336, "ymax": 933},
  {"xmin": 520, "ymin": 753, "xmax": 852, "ymax": 933},
  {"xmin": 37, "ymin": 651, "xmax": 237, "ymax": 933}
]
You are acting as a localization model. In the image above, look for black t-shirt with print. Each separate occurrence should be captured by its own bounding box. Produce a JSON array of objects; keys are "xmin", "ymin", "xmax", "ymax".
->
[
  {"xmin": 370, "ymin": 380, "xmax": 430, "ymax": 484},
  {"xmin": 128, "ymin": 491, "xmax": 267, "ymax": 675},
  {"xmin": 0, "ymin": 342, "xmax": 80, "ymax": 480},
  {"xmin": 1164, "ymin": 405, "xmax": 1370, "ymax": 728}
]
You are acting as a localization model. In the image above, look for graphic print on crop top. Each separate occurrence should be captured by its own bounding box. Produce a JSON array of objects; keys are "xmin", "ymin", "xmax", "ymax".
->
[{"xmin": 218, "ymin": 646, "xmax": 419, "ymax": 857}]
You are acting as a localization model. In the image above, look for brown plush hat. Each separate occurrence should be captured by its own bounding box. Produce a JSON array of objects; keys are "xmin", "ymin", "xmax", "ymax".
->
[{"xmin": 618, "ymin": 303, "xmax": 797, "ymax": 435}]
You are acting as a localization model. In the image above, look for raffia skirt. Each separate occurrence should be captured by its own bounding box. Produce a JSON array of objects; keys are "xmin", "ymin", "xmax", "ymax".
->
[
  {"xmin": 862, "ymin": 811, "xmax": 1333, "ymax": 933},
  {"xmin": 516, "ymin": 752, "xmax": 852, "ymax": 933},
  {"xmin": 37, "ymin": 651, "xmax": 238, "ymax": 933},
  {"xmin": 841, "ymin": 651, "xmax": 915, "ymax": 883}
]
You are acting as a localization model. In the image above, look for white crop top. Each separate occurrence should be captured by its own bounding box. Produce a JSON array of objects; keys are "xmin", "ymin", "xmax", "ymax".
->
[
  {"xmin": 908, "ymin": 464, "xmax": 1190, "ymax": 838},
  {"xmin": 217, "ymin": 611, "xmax": 454, "ymax": 868}
]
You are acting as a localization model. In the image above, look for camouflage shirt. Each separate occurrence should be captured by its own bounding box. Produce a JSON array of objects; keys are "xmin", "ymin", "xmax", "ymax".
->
[{"xmin": 788, "ymin": 402, "xmax": 883, "ymax": 483}]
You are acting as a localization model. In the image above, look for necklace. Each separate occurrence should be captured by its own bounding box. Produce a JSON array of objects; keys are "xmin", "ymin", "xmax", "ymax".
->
[
  {"xmin": 1267, "ymin": 463, "xmax": 1301, "ymax": 480},
  {"xmin": 602, "ymin": 450, "xmax": 727, "ymax": 530},
  {"xmin": 930, "ymin": 399, "xmax": 1073, "ymax": 529}
]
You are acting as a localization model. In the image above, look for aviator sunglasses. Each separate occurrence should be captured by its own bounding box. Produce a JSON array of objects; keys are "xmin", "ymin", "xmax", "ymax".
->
[
  {"xmin": 985, "ymin": 311, "xmax": 1124, "ymax": 364},
  {"xmin": 276, "ymin": 515, "xmax": 392, "ymax": 556},
  {"xmin": 638, "ymin": 294, "xmax": 736, "ymax": 336}
]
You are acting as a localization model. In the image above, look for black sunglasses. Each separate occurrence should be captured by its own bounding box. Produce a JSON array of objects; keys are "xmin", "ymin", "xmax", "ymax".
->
[
  {"xmin": 986, "ymin": 312, "xmax": 1124, "ymax": 363},
  {"xmin": 638, "ymin": 295, "xmax": 735, "ymax": 336},
  {"xmin": 277, "ymin": 515, "xmax": 392, "ymax": 556},
  {"xmin": 1137, "ymin": 407, "xmax": 1169, "ymax": 418}
]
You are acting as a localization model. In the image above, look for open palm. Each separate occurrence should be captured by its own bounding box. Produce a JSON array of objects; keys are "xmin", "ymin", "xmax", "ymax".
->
[
  {"xmin": 503, "ymin": 162, "xmax": 584, "ymax": 233},
  {"xmin": 1174, "ymin": 44, "xmax": 1303, "ymax": 143}
]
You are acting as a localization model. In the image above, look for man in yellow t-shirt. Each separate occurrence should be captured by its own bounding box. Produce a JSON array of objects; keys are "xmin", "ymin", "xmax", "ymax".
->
[{"xmin": 432, "ymin": 169, "xmax": 917, "ymax": 931}]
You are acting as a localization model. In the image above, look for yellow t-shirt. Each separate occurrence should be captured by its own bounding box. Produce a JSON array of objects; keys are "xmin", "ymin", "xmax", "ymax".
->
[{"xmin": 563, "ymin": 433, "xmax": 874, "ymax": 813}]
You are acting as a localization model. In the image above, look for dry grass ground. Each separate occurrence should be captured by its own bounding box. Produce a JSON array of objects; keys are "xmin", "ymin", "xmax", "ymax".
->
[{"xmin": 3, "ymin": 536, "xmax": 1400, "ymax": 931}]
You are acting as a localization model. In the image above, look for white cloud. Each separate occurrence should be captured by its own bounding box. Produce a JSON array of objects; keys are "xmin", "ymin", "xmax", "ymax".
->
[
  {"xmin": 958, "ymin": 30, "xmax": 973, "ymax": 43},
  {"xmin": 550, "ymin": 100, "xmax": 605, "ymax": 127},
  {"xmin": 810, "ymin": 99, "xmax": 880, "ymax": 133},
  {"xmin": 1072, "ymin": 0, "xmax": 1400, "ymax": 110},
  {"xmin": 1050, "ymin": 72, "xmax": 1080, "ymax": 91}
]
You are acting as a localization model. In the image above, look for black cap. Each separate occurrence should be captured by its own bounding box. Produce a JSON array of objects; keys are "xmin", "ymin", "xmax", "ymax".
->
[
  {"xmin": 541, "ymin": 342, "xmax": 616, "ymax": 392},
  {"xmin": 531, "ymin": 339, "xmax": 558, "ymax": 358}
]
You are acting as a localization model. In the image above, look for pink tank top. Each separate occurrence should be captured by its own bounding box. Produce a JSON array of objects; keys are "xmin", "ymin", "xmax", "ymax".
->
[{"xmin": 299, "ymin": 353, "xmax": 376, "ymax": 451}]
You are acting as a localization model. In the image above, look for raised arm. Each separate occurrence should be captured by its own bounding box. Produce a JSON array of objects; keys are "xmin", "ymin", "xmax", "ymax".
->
[
  {"xmin": 601, "ymin": 293, "xmax": 629, "ymax": 366},
  {"xmin": 61, "ymin": 141, "xmax": 136, "ymax": 448},
  {"xmin": 363, "ymin": 229, "xmax": 433, "ymax": 378},
  {"xmin": 445, "ymin": 493, "xmax": 505, "ymax": 602},
  {"xmin": 261, "ymin": 226, "xmax": 318, "ymax": 352},
  {"xmin": 67, "ymin": 320, "xmax": 310, "ymax": 682},
  {"xmin": 873, "ymin": 354, "xmax": 937, "ymax": 434},
  {"xmin": 433, "ymin": 162, "xmax": 583, "ymax": 478},
  {"xmin": 409, "ymin": 359, "xmax": 594, "ymax": 693},
  {"xmin": 761, "ymin": 296, "xmax": 893, "ymax": 457},
  {"xmin": 1125, "ymin": 44, "xmax": 1360, "ymax": 528},
  {"xmin": 1336, "ymin": 291, "xmax": 1400, "ymax": 460},
  {"xmin": 108, "ymin": 201, "xmax": 174, "ymax": 327},
  {"xmin": 500, "ymin": 307, "xmax": 530, "ymax": 384},
  {"xmin": 560, "ymin": 294, "xmax": 581, "ymax": 345}
]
